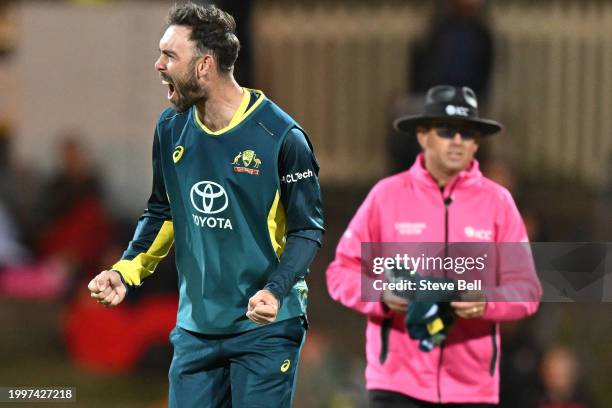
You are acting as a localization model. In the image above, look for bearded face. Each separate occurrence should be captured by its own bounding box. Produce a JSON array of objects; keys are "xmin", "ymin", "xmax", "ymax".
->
[
  {"xmin": 155, "ymin": 25, "xmax": 208, "ymax": 113},
  {"xmin": 161, "ymin": 58, "xmax": 207, "ymax": 113}
]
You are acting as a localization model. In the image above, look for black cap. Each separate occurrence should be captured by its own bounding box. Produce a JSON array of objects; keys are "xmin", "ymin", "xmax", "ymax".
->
[{"xmin": 394, "ymin": 85, "xmax": 503, "ymax": 137}]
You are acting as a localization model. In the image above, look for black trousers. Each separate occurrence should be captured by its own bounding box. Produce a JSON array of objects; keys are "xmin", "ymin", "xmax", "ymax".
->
[{"xmin": 369, "ymin": 390, "xmax": 497, "ymax": 408}]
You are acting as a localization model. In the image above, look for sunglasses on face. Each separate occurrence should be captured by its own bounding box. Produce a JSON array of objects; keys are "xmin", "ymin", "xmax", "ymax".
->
[{"xmin": 432, "ymin": 125, "xmax": 480, "ymax": 140}]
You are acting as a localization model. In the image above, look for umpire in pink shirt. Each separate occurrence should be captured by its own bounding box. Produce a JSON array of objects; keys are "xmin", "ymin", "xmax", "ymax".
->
[{"xmin": 326, "ymin": 85, "xmax": 542, "ymax": 407}]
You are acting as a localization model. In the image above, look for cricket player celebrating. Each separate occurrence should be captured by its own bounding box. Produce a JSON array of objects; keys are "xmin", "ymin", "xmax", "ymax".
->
[{"xmin": 88, "ymin": 3, "xmax": 324, "ymax": 407}]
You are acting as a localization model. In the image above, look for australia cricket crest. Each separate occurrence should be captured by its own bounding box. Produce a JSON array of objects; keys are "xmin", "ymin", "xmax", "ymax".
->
[{"xmin": 232, "ymin": 149, "xmax": 262, "ymax": 175}]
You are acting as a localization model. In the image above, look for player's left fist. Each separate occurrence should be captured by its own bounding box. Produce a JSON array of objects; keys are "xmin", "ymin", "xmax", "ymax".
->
[{"xmin": 246, "ymin": 289, "xmax": 279, "ymax": 325}]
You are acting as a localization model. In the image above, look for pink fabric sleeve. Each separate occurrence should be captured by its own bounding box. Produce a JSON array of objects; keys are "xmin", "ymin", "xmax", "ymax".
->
[
  {"xmin": 483, "ymin": 189, "xmax": 543, "ymax": 322},
  {"xmin": 326, "ymin": 187, "xmax": 390, "ymax": 319}
]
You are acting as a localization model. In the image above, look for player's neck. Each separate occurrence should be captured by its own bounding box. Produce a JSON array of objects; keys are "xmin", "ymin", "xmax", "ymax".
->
[{"xmin": 195, "ymin": 77, "xmax": 244, "ymax": 132}]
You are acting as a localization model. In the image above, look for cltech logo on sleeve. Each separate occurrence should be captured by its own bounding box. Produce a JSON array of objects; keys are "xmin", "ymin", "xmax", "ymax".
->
[{"xmin": 281, "ymin": 169, "xmax": 314, "ymax": 184}]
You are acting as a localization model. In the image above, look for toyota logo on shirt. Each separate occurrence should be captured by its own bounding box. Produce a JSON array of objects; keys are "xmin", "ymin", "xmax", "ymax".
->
[{"xmin": 190, "ymin": 181, "xmax": 229, "ymax": 214}]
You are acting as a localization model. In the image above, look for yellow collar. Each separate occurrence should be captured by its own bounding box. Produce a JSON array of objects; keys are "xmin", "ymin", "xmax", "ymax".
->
[{"xmin": 194, "ymin": 88, "xmax": 265, "ymax": 135}]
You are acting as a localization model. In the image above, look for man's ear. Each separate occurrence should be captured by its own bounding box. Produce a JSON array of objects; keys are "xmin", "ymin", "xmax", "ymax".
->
[
  {"xmin": 471, "ymin": 136, "xmax": 481, "ymax": 154},
  {"xmin": 416, "ymin": 127, "xmax": 428, "ymax": 150},
  {"xmin": 197, "ymin": 54, "xmax": 215, "ymax": 79}
]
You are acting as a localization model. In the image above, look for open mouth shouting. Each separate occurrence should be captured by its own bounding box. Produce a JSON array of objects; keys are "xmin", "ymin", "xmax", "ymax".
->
[{"xmin": 162, "ymin": 78, "xmax": 176, "ymax": 100}]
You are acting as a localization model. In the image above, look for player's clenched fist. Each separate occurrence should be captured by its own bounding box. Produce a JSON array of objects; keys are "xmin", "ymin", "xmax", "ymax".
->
[
  {"xmin": 88, "ymin": 270, "xmax": 127, "ymax": 307},
  {"xmin": 246, "ymin": 289, "xmax": 279, "ymax": 324}
]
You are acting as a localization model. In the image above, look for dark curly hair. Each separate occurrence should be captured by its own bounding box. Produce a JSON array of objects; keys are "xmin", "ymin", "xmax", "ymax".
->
[{"xmin": 167, "ymin": 2, "xmax": 240, "ymax": 73}]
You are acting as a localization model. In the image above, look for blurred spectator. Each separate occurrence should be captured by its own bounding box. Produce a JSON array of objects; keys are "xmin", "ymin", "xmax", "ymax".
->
[
  {"xmin": 0, "ymin": 123, "xmax": 70, "ymax": 301},
  {"xmin": 388, "ymin": 0, "xmax": 494, "ymax": 173},
  {"xmin": 409, "ymin": 0, "xmax": 494, "ymax": 99},
  {"xmin": 0, "ymin": 121, "xmax": 39, "ymax": 248},
  {"xmin": 63, "ymin": 290, "xmax": 177, "ymax": 375},
  {"xmin": 36, "ymin": 134, "xmax": 113, "ymax": 283},
  {"xmin": 538, "ymin": 345, "xmax": 598, "ymax": 408}
]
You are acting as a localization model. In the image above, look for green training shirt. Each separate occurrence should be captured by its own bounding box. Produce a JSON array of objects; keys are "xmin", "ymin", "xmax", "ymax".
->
[{"xmin": 112, "ymin": 89, "xmax": 324, "ymax": 334}]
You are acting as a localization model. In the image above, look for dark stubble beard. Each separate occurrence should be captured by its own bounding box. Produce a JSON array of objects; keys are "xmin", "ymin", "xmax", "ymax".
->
[{"xmin": 170, "ymin": 61, "xmax": 207, "ymax": 113}]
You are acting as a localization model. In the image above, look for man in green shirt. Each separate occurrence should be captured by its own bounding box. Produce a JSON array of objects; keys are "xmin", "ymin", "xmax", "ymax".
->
[{"xmin": 88, "ymin": 3, "xmax": 324, "ymax": 407}]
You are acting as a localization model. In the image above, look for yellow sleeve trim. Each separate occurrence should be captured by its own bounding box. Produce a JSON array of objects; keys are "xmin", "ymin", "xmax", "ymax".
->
[
  {"xmin": 112, "ymin": 220, "xmax": 174, "ymax": 286},
  {"xmin": 267, "ymin": 191, "xmax": 287, "ymax": 258},
  {"xmin": 194, "ymin": 88, "xmax": 266, "ymax": 135}
]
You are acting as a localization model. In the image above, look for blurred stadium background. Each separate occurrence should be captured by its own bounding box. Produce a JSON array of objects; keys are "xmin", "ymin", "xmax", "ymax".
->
[{"xmin": 0, "ymin": 0, "xmax": 611, "ymax": 407}]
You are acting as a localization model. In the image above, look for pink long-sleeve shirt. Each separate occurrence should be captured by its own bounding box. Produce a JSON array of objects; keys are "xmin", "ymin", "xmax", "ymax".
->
[{"xmin": 326, "ymin": 154, "xmax": 542, "ymax": 404}]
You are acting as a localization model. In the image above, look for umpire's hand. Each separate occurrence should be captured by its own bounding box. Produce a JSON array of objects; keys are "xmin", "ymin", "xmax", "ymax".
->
[
  {"xmin": 382, "ymin": 289, "xmax": 408, "ymax": 314},
  {"xmin": 246, "ymin": 289, "xmax": 279, "ymax": 324},
  {"xmin": 451, "ymin": 290, "xmax": 487, "ymax": 319},
  {"xmin": 88, "ymin": 270, "xmax": 127, "ymax": 307}
]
